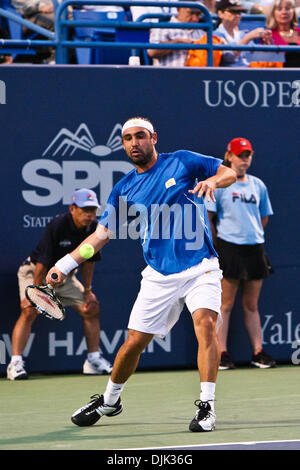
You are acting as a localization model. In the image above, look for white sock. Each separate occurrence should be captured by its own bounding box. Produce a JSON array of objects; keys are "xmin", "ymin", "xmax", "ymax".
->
[
  {"xmin": 103, "ymin": 378, "xmax": 125, "ymax": 406},
  {"xmin": 87, "ymin": 351, "xmax": 100, "ymax": 362},
  {"xmin": 11, "ymin": 355, "xmax": 22, "ymax": 363},
  {"xmin": 200, "ymin": 382, "xmax": 216, "ymax": 411}
]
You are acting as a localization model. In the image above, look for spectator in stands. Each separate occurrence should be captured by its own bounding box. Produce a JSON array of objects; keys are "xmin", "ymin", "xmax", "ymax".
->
[
  {"xmin": 6, "ymin": 189, "xmax": 112, "ymax": 380},
  {"xmin": 130, "ymin": 0, "xmax": 178, "ymax": 22},
  {"xmin": 148, "ymin": 0, "xmax": 204, "ymax": 66},
  {"xmin": 11, "ymin": 0, "xmax": 56, "ymax": 62},
  {"xmin": 214, "ymin": 0, "xmax": 272, "ymax": 66},
  {"xmin": 12, "ymin": 0, "xmax": 55, "ymax": 30},
  {"xmin": 206, "ymin": 137, "xmax": 276, "ymax": 370},
  {"xmin": 265, "ymin": 0, "xmax": 300, "ymax": 66}
]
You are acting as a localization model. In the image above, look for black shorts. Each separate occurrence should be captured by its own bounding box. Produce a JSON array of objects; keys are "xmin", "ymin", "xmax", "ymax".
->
[{"xmin": 216, "ymin": 238, "xmax": 274, "ymax": 281}]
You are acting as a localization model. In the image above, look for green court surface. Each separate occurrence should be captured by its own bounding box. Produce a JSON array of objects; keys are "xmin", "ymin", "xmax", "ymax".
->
[{"xmin": 0, "ymin": 365, "xmax": 299, "ymax": 450}]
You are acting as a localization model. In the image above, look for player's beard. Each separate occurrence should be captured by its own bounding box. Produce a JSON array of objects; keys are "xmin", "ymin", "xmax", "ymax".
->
[{"xmin": 126, "ymin": 147, "xmax": 154, "ymax": 168}]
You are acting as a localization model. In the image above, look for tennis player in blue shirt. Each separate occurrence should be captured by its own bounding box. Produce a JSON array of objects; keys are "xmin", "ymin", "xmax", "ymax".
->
[{"xmin": 47, "ymin": 117, "xmax": 236, "ymax": 432}]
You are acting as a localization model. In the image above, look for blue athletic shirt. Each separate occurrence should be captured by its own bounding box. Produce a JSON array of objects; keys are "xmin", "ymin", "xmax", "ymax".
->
[
  {"xmin": 99, "ymin": 150, "xmax": 222, "ymax": 275},
  {"xmin": 205, "ymin": 175, "xmax": 273, "ymax": 245}
]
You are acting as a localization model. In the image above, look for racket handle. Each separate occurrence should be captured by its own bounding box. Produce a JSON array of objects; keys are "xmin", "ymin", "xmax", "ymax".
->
[{"xmin": 51, "ymin": 272, "xmax": 58, "ymax": 280}]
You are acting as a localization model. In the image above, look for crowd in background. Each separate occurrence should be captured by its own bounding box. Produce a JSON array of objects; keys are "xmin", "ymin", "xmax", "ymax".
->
[{"xmin": 0, "ymin": 0, "xmax": 299, "ymax": 66}]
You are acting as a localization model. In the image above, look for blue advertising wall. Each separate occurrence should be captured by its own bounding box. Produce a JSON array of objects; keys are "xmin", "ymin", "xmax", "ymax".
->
[{"xmin": 0, "ymin": 65, "xmax": 299, "ymax": 374}]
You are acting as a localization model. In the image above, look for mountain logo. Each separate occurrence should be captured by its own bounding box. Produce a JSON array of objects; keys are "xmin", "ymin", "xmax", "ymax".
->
[{"xmin": 42, "ymin": 123, "xmax": 123, "ymax": 157}]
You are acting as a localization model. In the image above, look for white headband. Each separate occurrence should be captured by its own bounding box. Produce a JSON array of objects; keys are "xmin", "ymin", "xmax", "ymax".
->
[{"xmin": 122, "ymin": 118, "xmax": 154, "ymax": 135}]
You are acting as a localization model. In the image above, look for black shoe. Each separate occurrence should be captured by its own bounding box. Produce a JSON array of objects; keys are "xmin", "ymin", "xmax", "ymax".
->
[
  {"xmin": 189, "ymin": 400, "xmax": 216, "ymax": 432},
  {"xmin": 71, "ymin": 394, "xmax": 123, "ymax": 427},
  {"xmin": 251, "ymin": 350, "xmax": 276, "ymax": 369},
  {"xmin": 219, "ymin": 351, "xmax": 236, "ymax": 370}
]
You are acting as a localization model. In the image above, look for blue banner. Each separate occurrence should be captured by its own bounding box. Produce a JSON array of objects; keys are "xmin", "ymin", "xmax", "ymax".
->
[{"xmin": 0, "ymin": 66, "xmax": 299, "ymax": 374}]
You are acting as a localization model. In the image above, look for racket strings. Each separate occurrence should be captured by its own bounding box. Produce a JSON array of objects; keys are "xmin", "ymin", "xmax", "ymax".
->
[{"xmin": 27, "ymin": 287, "xmax": 63, "ymax": 320}]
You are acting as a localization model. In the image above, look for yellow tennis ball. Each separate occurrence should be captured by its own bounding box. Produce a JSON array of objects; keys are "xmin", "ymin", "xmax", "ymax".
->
[{"xmin": 79, "ymin": 244, "xmax": 95, "ymax": 259}]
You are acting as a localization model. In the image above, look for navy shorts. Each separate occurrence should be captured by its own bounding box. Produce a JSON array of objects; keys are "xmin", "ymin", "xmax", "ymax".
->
[{"xmin": 216, "ymin": 238, "xmax": 274, "ymax": 281}]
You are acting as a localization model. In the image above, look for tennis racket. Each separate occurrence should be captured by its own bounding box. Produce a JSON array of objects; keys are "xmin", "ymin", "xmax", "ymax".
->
[{"xmin": 25, "ymin": 273, "xmax": 66, "ymax": 321}]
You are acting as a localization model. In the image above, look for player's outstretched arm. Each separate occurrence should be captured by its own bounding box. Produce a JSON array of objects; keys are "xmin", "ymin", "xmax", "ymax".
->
[
  {"xmin": 189, "ymin": 164, "xmax": 236, "ymax": 202},
  {"xmin": 46, "ymin": 224, "xmax": 111, "ymax": 287}
]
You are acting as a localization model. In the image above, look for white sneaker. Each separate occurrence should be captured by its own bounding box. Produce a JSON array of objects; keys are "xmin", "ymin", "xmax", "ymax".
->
[
  {"xmin": 7, "ymin": 359, "xmax": 28, "ymax": 380},
  {"xmin": 189, "ymin": 400, "xmax": 216, "ymax": 432},
  {"xmin": 83, "ymin": 356, "xmax": 113, "ymax": 375}
]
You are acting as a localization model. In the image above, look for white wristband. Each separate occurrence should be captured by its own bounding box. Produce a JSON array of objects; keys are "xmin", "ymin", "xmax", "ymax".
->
[{"xmin": 55, "ymin": 254, "xmax": 79, "ymax": 275}]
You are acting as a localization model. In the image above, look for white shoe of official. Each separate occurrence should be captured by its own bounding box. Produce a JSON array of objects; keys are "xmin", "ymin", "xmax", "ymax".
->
[
  {"xmin": 7, "ymin": 359, "xmax": 28, "ymax": 380},
  {"xmin": 189, "ymin": 400, "xmax": 216, "ymax": 432},
  {"xmin": 83, "ymin": 356, "xmax": 113, "ymax": 375}
]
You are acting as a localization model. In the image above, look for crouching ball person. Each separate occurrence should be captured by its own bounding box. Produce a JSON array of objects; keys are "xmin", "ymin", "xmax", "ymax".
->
[
  {"xmin": 46, "ymin": 117, "xmax": 236, "ymax": 432},
  {"xmin": 7, "ymin": 189, "xmax": 112, "ymax": 380}
]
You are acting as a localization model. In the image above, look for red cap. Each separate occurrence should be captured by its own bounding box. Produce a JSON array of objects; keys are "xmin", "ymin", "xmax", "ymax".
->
[{"xmin": 227, "ymin": 138, "xmax": 253, "ymax": 155}]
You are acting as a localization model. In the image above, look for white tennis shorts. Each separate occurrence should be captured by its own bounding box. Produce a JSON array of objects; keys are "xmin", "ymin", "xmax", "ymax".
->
[{"xmin": 128, "ymin": 256, "xmax": 223, "ymax": 338}]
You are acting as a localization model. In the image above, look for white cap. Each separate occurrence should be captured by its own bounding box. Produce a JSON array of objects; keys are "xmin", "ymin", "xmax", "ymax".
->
[
  {"xmin": 72, "ymin": 188, "xmax": 100, "ymax": 208},
  {"xmin": 122, "ymin": 118, "xmax": 154, "ymax": 135}
]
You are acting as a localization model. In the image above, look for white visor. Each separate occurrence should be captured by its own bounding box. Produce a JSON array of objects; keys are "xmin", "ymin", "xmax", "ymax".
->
[{"xmin": 122, "ymin": 118, "xmax": 154, "ymax": 135}]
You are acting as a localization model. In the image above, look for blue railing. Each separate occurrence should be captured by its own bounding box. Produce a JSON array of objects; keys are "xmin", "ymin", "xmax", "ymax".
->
[
  {"xmin": 54, "ymin": 1, "xmax": 214, "ymax": 64},
  {"xmin": 0, "ymin": 0, "xmax": 299, "ymax": 65}
]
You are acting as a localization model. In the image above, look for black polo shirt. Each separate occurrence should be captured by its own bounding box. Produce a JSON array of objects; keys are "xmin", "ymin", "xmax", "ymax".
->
[{"xmin": 30, "ymin": 213, "xmax": 101, "ymax": 269}]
